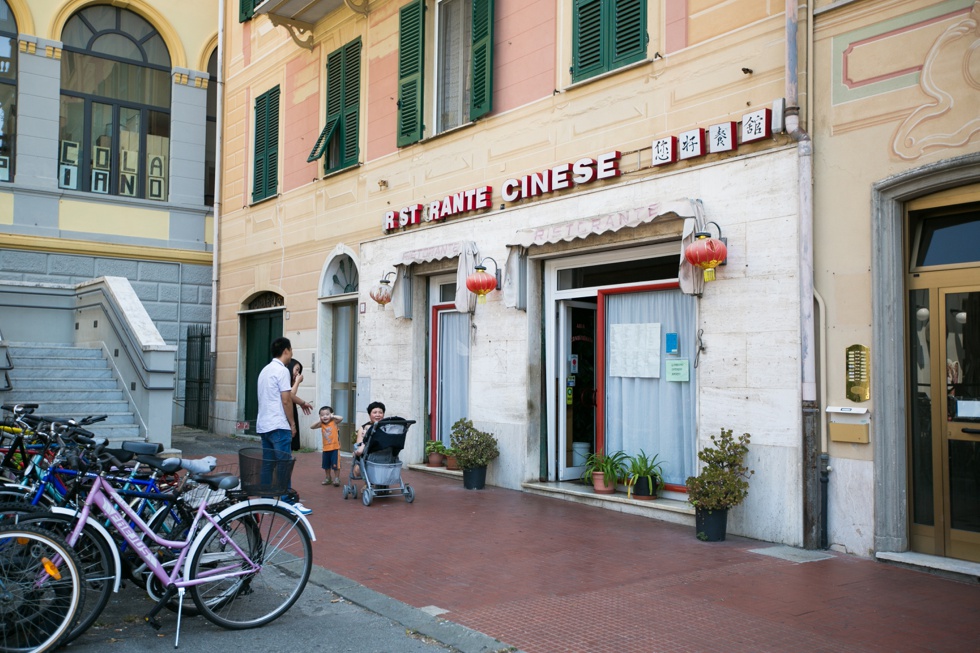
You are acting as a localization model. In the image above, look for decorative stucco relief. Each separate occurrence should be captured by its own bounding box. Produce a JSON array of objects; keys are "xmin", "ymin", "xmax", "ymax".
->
[{"xmin": 893, "ymin": 1, "xmax": 980, "ymax": 160}]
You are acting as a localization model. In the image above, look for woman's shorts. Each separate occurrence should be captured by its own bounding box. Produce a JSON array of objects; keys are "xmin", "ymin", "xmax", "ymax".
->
[{"xmin": 321, "ymin": 449, "xmax": 339, "ymax": 470}]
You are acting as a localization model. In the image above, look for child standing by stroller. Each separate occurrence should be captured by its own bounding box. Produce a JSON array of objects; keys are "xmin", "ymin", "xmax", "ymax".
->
[{"xmin": 312, "ymin": 405, "xmax": 343, "ymax": 486}]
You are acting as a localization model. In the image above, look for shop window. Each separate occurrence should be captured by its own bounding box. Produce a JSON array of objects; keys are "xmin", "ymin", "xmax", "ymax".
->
[
  {"xmin": 308, "ymin": 39, "xmax": 361, "ymax": 174},
  {"xmin": 205, "ymin": 49, "xmax": 217, "ymax": 206},
  {"xmin": 397, "ymin": 0, "xmax": 494, "ymax": 146},
  {"xmin": 252, "ymin": 86, "xmax": 280, "ymax": 203},
  {"xmin": 571, "ymin": 0, "xmax": 647, "ymax": 84},
  {"xmin": 240, "ymin": 0, "xmax": 257, "ymax": 23},
  {"xmin": 0, "ymin": 0, "xmax": 17, "ymax": 183},
  {"xmin": 58, "ymin": 6, "xmax": 171, "ymax": 200}
]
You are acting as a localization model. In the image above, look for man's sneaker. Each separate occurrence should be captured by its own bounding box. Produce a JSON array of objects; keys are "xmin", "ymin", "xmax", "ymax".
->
[{"xmin": 291, "ymin": 502, "xmax": 313, "ymax": 515}]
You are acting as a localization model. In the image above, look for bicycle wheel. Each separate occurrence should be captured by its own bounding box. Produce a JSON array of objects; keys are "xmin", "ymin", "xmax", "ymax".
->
[
  {"xmin": 0, "ymin": 524, "xmax": 85, "ymax": 653},
  {"xmin": 188, "ymin": 504, "xmax": 312, "ymax": 629},
  {"xmin": 19, "ymin": 513, "xmax": 115, "ymax": 645},
  {"xmin": 0, "ymin": 501, "xmax": 43, "ymax": 525}
]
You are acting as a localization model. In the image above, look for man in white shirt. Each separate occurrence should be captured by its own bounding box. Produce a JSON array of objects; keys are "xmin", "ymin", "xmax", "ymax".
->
[{"xmin": 256, "ymin": 337, "xmax": 312, "ymax": 515}]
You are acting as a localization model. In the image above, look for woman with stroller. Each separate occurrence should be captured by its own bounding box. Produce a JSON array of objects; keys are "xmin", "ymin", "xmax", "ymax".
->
[{"xmin": 352, "ymin": 401, "xmax": 385, "ymax": 477}]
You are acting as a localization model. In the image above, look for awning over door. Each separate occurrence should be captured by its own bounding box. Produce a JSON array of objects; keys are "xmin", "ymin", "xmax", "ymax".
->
[
  {"xmin": 395, "ymin": 241, "xmax": 480, "ymax": 315},
  {"xmin": 506, "ymin": 199, "xmax": 698, "ymax": 249}
]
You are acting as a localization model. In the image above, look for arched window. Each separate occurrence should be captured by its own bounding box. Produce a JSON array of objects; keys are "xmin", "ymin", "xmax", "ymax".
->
[
  {"xmin": 58, "ymin": 5, "xmax": 171, "ymax": 200},
  {"xmin": 322, "ymin": 254, "xmax": 359, "ymax": 296},
  {"xmin": 0, "ymin": 1, "xmax": 17, "ymax": 182},
  {"xmin": 205, "ymin": 49, "xmax": 217, "ymax": 207}
]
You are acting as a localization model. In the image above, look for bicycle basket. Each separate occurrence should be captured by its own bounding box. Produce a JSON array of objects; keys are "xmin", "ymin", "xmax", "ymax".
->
[{"xmin": 238, "ymin": 447, "xmax": 295, "ymax": 496}]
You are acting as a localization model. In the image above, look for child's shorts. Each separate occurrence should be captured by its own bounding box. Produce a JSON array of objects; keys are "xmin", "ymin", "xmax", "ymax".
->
[{"xmin": 322, "ymin": 449, "xmax": 339, "ymax": 470}]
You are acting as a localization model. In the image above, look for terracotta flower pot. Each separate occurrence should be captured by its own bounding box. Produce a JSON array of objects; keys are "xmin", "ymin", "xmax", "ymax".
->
[
  {"xmin": 426, "ymin": 452, "xmax": 445, "ymax": 467},
  {"xmin": 592, "ymin": 471, "xmax": 615, "ymax": 494},
  {"xmin": 445, "ymin": 455, "xmax": 459, "ymax": 471}
]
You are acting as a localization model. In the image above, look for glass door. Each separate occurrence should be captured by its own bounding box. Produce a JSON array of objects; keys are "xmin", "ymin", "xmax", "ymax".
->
[
  {"xmin": 940, "ymin": 288, "xmax": 980, "ymax": 561},
  {"xmin": 557, "ymin": 300, "xmax": 597, "ymax": 481},
  {"xmin": 330, "ymin": 300, "xmax": 357, "ymax": 452},
  {"xmin": 908, "ymin": 284, "xmax": 980, "ymax": 563}
]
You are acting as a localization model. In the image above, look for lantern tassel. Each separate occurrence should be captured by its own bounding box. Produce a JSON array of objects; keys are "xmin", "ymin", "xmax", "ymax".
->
[{"xmin": 703, "ymin": 268, "xmax": 716, "ymax": 282}]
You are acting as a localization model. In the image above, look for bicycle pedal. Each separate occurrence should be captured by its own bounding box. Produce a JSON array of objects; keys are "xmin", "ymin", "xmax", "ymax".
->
[{"xmin": 145, "ymin": 615, "xmax": 162, "ymax": 631}]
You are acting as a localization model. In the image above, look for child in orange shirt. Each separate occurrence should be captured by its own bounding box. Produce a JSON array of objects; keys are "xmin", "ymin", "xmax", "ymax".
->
[{"xmin": 311, "ymin": 406, "xmax": 343, "ymax": 486}]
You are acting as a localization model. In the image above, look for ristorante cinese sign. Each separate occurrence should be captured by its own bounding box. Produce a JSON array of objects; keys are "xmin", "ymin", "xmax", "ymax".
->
[{"xmin": 382, "ymin": 151, "xmax": 621, "ymax": 232}]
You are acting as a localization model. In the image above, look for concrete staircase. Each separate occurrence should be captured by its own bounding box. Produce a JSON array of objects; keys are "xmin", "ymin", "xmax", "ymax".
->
[{"xmin": 2, "ymin": 343, "xmax": 141, "ymax": 441}]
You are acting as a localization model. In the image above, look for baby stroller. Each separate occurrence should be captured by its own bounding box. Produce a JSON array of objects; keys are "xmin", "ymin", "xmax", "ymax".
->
[{"xmin": 342, "ymin": 417, "xmax": 416, "ymax": 506}]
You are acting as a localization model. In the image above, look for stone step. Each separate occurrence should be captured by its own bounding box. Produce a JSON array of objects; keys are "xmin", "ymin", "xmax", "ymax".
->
[
  {"xmin": 6, "ymin": 344, "xmax": 104, "ymax": 359},
  {"xmin": 5, "ymin": 377, "xmax": 120, "ymax": 390},
  {"xmin": 5, "ymin": 389, "xmax": 124, "ymax": 402},
  {"xmin": 1, "ymin": 401, "xmax": 134, "ymax": 418},
  {"xmin": 7, "ymin": 368, "xmax": 115, "ymax": 380}
]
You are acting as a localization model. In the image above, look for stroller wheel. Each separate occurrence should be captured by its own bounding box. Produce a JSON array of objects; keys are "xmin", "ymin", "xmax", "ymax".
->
[
  {"xmin": 362, "ymin": 488, "xmax": 373, "ymax": 506},
  {"xmin": 342, "ymin": 485, "xmax": 349, "ymax": 500},
  {"xmin": 405, "ymin": 485, "xmax": 415, "ymax": 503}
]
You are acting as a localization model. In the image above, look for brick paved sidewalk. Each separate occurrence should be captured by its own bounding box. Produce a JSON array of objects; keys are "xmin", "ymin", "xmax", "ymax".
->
[
  {"xmin": 184, "ymin": 433, "xmax": 979, "ymax": 653},
  {"xmin": 294, "ymin": 450, "xmax": 980, "ymax": 653}
]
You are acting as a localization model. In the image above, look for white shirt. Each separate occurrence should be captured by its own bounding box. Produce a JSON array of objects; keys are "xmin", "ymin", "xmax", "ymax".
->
[{"xmin": 256, "ymin": 358, "xmax": 291, "ymax": 434}]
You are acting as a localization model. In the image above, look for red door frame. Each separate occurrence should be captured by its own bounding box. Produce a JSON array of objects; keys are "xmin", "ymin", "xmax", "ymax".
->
[
  {"xmin": 428, "ymin": 302, "xmax": 456, "ymax": 442},
  {"xmin": 594, "ymin": 280, "xmax": 681, "ymax": 455}
]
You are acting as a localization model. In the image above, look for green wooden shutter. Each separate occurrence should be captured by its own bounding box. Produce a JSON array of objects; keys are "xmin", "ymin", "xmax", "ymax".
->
[
  {"xmin": 239, "ymin": 0, "xmax": 256, "ymax": 23},
  {"xmin": 252, "ymin": 86, "xmax": 279, "ymax": 202},
  {"xmin": 469, "ymin": 0, "xmax": 494, "ymax": 121},
  {"xmin": 252, "ymin": 90, "xmax": 268, "ymax": 201},
  {"xmin": 324, "ymin": 46, "xmax": 344, "ymax": 169},
  {"xmin": 341, "ymin": 39, "xmax": 362, "ymax": 167},
  {"xmin": 307, "ymin": 118, "xmax": 339, "ymax": 163},
  {"xmin": 572, "ymin": 0, "xmax": 603, "ymax": 83},
  {"xmin": 610, "ymin": 0, "xmax": 646, "ymax": 69},
  {"xmin": 266, "ymin": 87, "xmax": 280, "ymax": 198},
  {"xmin": 397, "ymin": 0, "xmax": 425, "ymax": 147}
]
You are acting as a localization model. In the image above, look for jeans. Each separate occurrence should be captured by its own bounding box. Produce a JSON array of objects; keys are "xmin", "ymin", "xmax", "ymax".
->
[{"xmin": 259, "ymin": 428, "xmax": 293, "ymax": 499}]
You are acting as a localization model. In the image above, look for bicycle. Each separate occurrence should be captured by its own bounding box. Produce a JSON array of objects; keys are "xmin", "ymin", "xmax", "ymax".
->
[
  {"xmin": 0, "ymin": 523, "xmax": 85, "ymax": 653},
  {"xmin": 59, "ymin": 434, "xmax": 315, "ymax": 646}
]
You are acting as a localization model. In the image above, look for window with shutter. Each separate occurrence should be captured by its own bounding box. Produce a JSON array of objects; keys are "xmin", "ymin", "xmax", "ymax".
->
[
  {"xmin": 397, "ymin": 0, "xmax": 425, "ymax": 146},
  {"xmin": 240, "ymin": 0, "xmax": 256, "ymax": 23},
  {"xmin": 310, "ymin": 39, "xmax": 361, "ymax": 173},
  {"xmin": 572, "ymin": 0, "xmax": 647, "ymax": 83},
  {"xmin": 469, "ymin": 0, "xmax": 494, "ymax": 121},
  {"xmin": 252, "ymin": 86, "xmax": 280, "ymax": 203}
]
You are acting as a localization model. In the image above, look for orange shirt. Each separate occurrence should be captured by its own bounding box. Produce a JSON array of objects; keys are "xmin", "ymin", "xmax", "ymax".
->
[{"xmin": 321, "ymin": 421, "xmax": 340, "ymax": 452}]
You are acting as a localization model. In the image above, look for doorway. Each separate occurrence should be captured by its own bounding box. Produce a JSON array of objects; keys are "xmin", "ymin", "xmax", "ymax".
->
[
  {"xmin": 429, "ymin": 275, "xmax": 469, "ymax": 445},
  {"xmin": 243, "ymin": 309, "xmax": 283, "ymax": 434},
  {"xmin": 907, "ymin": 200, "xmax": 980, "ymax": 563},
  {"xmin": 557, "ymin": 300, "xmax": 597, "ymax": 481},
  {"xmin": 329, "ymin": 300, "xmax": 358, "ymax": 451}
]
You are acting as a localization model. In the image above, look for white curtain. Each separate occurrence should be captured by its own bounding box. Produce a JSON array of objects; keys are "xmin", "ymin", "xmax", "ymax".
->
[
  {"xmin": 604, "ymin": 289, "xmax": 696, "ymax": 485},
  {"xmin": 437, "ymin": 0, "xmax": 471, "ymax": 132},
  {"xmin": 437, "ymin": 310, "xmax": 470, "ymax": 445}
]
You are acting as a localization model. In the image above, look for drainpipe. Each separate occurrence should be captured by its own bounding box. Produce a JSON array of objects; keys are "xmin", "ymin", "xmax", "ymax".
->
[
  {"xmin": 209, "ymin": 0, "xmax": 225, "ymax": 433},
  {"xmin": 786, "ymin": 0, "xmax": 822, "ymax": 549}
]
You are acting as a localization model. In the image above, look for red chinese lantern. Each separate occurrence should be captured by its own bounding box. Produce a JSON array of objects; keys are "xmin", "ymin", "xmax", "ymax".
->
[
  {"xmin": 466, "ymin": 265, "xmax": 497, "ymax": 304},
  {"xmin": 685, "ymin": 232, "xmax": 727, "ymax": 282},
  {"xmin": 369, "ymin": 274, "xmax": 393, "ymax": 309}
]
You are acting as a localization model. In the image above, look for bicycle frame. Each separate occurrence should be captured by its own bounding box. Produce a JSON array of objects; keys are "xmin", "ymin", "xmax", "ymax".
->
[{"xmin": 67, "ymin": 475, "xmax": 260, "ymax": 592}]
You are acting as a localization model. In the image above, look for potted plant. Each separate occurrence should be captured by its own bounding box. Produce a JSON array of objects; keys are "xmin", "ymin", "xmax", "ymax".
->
[
  {"xmin": 625, "ymin": 450, "xmax": 665, "ymax": 500},
  {"xmin": 444, "ymin": 447, "xmax": 460, "ymax": 471},
  {"xmin": 450, "ymin": 418, "xmax": 499, "ymax": 489},
  {"xmin": 685, "ymin": 429, "xmax": 754, "ymax": 542},
  {"xmin": 582, "ymin": 450, "xmax": 628, "ymax": 495},
  {"xmin": 424, "ymin": 439, "xmax": 447, "ymax": 467}
]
